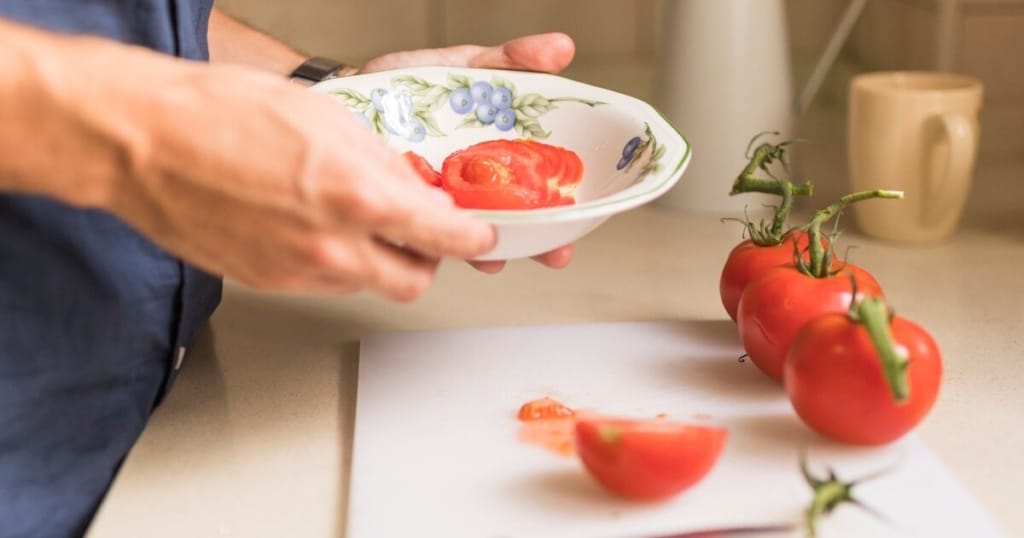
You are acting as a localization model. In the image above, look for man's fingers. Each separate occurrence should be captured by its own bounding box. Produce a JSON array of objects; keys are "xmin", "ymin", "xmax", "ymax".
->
[
  {"xmin": 467, "ymin": 33, "xmax": 575, "ymax": 74},
  {"xmin": 468, "ymin": 244, "xmax": 574, "ymax": 273},
  {"xmin": 469, "ymin": 259, "xmax": 506, "ymax": 273},
  {"xmin": 360, "ymin": 33, "xmax": 575, "ymax": 75},
  {"xmin": 531, "ymin": 245, "xmax": 573, "ymax": 268},
  {"xmin": 358, "ymin": 239, "xmax": 440, "ymax": 302},
  {"xmin": 377, "ymin": 198, "xmax": 496, "ymax": 261}
]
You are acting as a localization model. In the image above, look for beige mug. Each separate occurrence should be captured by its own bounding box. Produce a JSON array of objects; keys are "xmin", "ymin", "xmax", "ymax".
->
[{"xmin": 848, "ymin": 71, "xmax": 983, "ymax": 243}]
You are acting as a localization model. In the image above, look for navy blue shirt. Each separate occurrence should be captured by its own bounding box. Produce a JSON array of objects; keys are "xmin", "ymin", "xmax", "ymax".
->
[{"xmin": 0, "ymin": 1, "xmax": 222, "ymax": 535}]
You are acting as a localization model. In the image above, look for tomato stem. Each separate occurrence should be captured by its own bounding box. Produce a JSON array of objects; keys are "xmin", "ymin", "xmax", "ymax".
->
[
  {"xmin": 728, "ymin": 136, "xmax": 813, "ymax": 247},
  {"xmin": 801, "ymin": 455, "xmax": 853, "ymax": 538},
  {"xmin": 800, "ymin": 189, "xmax": 904, "ymax": 278},
  {"xmin": 800, "ymin": 453, "xmax": 898, "ymax": 537},
  {"xmin": 852, "ymin": 296, "xmax": 911, "ymax": 402}
]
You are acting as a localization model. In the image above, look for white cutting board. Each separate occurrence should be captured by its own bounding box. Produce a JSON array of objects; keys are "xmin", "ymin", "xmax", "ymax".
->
[{"xmin": 349, "ymin": 321, "xmax": 1003, "ymax": 538}]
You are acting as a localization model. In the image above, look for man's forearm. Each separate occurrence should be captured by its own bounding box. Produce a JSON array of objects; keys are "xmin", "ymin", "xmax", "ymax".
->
[
  {"xmin": 207, "ymin": 8, "xmax": 307, "ymax": 77},
  {"xmin": 0, "ymin": 18, "xmax": 191, "ymax": 208}
]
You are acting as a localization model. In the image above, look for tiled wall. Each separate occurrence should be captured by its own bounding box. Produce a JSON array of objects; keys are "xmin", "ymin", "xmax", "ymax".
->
[
  {"xmin": 214, "ymin": 0, "xmax": 853, "ymax": 112},
  {"xmin": 216, "ymin": 0, "xmax": 1022, "ymax": 159}
]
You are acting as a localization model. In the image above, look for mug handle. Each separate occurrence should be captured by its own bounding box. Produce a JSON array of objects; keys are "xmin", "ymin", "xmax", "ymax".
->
[{"xmin": 923, "ymin": 113, "xmax": 977, "ymax": 226}]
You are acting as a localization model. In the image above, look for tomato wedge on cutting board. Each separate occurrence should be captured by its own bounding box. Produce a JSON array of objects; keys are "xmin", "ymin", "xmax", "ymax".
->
[{"xmin": 575, "ymin": 417, "xmax": 727, "ymax": 501}]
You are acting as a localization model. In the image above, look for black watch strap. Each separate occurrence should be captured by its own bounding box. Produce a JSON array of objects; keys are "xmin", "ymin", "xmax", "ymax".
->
[{"xmin": 290, "ymin": 56, "xmax": 354, "ymax": 85}]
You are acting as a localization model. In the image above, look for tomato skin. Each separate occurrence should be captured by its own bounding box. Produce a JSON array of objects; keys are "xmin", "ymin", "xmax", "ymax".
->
[
  {"xmin": 574, "ymin": 417, "xmax": 727, "ymax": 501},
  {"xmin": 784, "ymin": 313, "xmax": 942, "ymax": 445},
  {"xmin": 719, "ymin": 230, "xmax": 822, "ymax": 322},
  {"xmin": 736, "ymin": 264, "xmax": 883, "ymax": 382},
  {"xmin": 403, "ymin": 151, "xmax": 442, "ymax": 186}
]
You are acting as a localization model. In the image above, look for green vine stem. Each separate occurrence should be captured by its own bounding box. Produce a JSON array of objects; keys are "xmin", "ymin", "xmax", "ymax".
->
[
  {"xmin": 798, "ymin": 189, "xmax": 904, "ymax": 278},
  {"xmin": 801, "ymin": 453, "xmax": 900, "ymax": 537},
  {"xmin": 850, "ymin": 295, "xmax": 910, "ymax": 402},
  {"xmin": 728, "ymin": 136, "xmax": 814, "ymax": 246}
]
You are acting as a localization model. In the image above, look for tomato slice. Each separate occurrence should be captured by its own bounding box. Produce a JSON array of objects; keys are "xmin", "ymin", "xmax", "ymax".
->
[
  {"xmin": 440, "ymin": 139, "xmax": 582, "ymax": 210},
  {"xmin": 523, "ymin": 140, "xmax": 583, "ymax": 205},
  {"xmin": 403, "ymin": 151, "xmax": 442, "ymax": 186},
  {"xmin": 575, "ymin": 417, "xmax": 727, "ymax": 501},
  {"xmin": 517, "ymin": 397, "xmax": 575, "ymax": 421}
]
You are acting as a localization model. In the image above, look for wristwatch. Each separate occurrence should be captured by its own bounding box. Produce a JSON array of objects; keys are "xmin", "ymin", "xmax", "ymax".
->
[{"xmin": 289, "ymin": 56, "xmax": 358, "ymax": 86}]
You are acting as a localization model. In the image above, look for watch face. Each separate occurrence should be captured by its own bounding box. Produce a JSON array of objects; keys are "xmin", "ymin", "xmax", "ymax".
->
[{"xmin": 292, "ymin": 56, "xmax": 347, "ymax": 82}]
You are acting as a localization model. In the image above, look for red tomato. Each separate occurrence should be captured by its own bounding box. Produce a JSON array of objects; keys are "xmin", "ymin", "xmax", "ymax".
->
[
  {"xmin": 784, "ymin": 311, "xmax": 942, "ymax": 445},
  {"xmin": 575, "ymin": 417, "xmax": 727, "ymax": 501},
  {"xmin": 517, "ymin": 397, "xmax": 575, "ymax": 421},
  {"xmin": 719, "ymin": 230, "xmax": 828, "ymax": 322},
  {"xmin": 403, "ymin": 151, "xmax": 442, "ymax": 186},
  {"xmin": 441, "ymin": 139, "xmax": 582, "ymax": 210},
  {"xmin": 736, "ymin": 264, "xmax": 883, "ymax": 382}
]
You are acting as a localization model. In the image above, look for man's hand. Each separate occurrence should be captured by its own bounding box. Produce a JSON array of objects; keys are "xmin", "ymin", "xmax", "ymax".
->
[
  {"xmin": 0, "ymin": 21, "xmax": 497, "ymax": 302},
  {"xmin": 113, "ymin": 63, "xmax": 497, "ymax": 301},
  {"xmin": 361, "ymin": 33, "xmax": 578, "ymax": 272}
]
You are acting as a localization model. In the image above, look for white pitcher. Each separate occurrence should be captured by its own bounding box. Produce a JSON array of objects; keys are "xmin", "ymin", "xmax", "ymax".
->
[
  {"xmin": 654, "ymin": 0, "xmax": 793, "ymax": 215},
  {"xmin": 653, "ymin": 0, "xmax": 867, "ymax": 215}
]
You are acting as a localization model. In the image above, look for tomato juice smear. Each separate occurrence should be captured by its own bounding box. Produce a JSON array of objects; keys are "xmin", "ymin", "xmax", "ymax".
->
[{"xmin": 515, "ymin": 397, "xmax": 679, "ymax": 457}]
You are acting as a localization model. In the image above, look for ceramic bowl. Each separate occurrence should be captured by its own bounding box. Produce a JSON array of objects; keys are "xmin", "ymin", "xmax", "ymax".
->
[{"xmin": 310, "ymin": 66, "xmax": 691, "ymax": 261}]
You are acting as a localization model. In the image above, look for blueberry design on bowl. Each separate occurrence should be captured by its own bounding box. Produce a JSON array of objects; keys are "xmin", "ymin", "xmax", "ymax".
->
[
  {"xmin": 617, "ymin": 123, "xmax": 666, "ymax": 176},
  {"xmin": 328, "ymin": 73, "xmax": 604, "ymax": 143}
]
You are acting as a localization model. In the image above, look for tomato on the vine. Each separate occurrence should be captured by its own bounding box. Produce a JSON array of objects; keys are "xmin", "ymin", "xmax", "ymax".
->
[
  {"xmin": 736, "ymin": 264, "xmax": 883, "ymax": 382},
  {"xmin": 784, "ymin": 297, "xmax": 942, "ymax": 445},
  {"xmin": 574, "ymin": 416, "xmax": 727, "ymax": 501},
  {"xmin": 719, "ymin": 230, "xmax": 829, "ymax": 322}
]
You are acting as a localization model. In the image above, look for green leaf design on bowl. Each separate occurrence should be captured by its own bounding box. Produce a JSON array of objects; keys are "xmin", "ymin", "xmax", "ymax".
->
[{"xmin": 327, "ymin": 72, "xmax": 605, "ymax": 141}]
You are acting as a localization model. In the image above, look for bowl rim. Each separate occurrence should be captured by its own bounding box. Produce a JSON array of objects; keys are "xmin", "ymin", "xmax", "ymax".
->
[{"xmin": 311, "ymin": 66, "xmax": 691, "ymax": 225}]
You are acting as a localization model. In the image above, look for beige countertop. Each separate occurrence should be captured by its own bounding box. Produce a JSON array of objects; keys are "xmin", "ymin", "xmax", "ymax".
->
[{"xmin": 88, "ymin": 172, "xmax": 1024, "ymax": 536}]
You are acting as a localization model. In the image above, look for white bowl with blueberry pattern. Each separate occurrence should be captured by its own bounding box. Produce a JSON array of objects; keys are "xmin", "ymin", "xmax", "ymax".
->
[{"xmin": 310, "ymin": 66, "xmax": 691, "ymax": 261}]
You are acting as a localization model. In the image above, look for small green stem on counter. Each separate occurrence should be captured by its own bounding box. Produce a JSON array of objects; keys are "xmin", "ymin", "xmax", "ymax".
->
[{"xmin": 800, "ymin": 452, "xmax": 901, "ymax": 537}]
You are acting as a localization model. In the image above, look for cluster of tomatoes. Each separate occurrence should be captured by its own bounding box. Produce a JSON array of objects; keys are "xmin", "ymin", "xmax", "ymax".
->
[
  {"xmin": 720, "ymin": 204, "xmax": 943, "ymax": 447},
  {"xmin": 404, "ymin": 138, "xmax": 583, "ymax": 210}
]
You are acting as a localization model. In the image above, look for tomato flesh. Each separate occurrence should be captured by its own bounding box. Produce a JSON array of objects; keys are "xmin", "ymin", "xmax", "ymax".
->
[
  {"xmin": 441, "ymin": 139, "xmax": 582, "ymax": 210},
  {"xmin": 575, "ymin": 417, "xmax": 727, "ymax": 501},
  {"xmin": 784, "ymin": 313, "xmax": 942, "ymax": 445},
  {"xmin": 516, "ymin": 397, "xmax": 577, "ymax": 457},
  {"xmin": 517, "ymin": 397, "xmax": 575, "ymax": 421},
  {"xmin": 737, "ymin": 264, "xmax": 883, "ymax": 381}
]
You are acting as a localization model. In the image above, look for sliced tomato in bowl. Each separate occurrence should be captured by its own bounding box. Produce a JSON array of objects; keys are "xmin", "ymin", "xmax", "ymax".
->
[
  {"xmin": 403, "ymin": 151, "xmax": 442, "ymax": 186},
  {"xmin": 441, "ymin": 139, "xmax": 582, "ymax": 210},
  {"xmin": 575, "ymin": 416, "xmax": 727, "ymax": 501}
]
